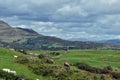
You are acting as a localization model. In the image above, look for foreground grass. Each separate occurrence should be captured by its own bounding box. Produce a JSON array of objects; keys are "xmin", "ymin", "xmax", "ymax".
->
[
  {"xmin": 0, "ymin": 47, "xmax": 120, "ymax": 80},
  {"xmin": 0, "ymin": 47, "xmax": 46, "ymax": 80}
]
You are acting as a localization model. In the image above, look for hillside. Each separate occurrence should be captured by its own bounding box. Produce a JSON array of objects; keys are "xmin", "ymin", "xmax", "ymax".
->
[
  {"xmin": 0, "ymin": 20, "xmax": 119, "ymax": 50},
  {"xmin": 0, "ymin": 47, "xmax": 44, "ymax": 79},
  {"xmin": 0, "ymin": 47, "xmax": 119, "ymax": 80},
  {"xmin": 69, "ymin": 38, "xmax": 89, "ymax": 41},
  {"xmin": 0, "ymin": 20, "xmax": 39, "ymax": 42},
  {"xmin": 104, "ymin": 39, "xmax": 120, "ymax": 44}
]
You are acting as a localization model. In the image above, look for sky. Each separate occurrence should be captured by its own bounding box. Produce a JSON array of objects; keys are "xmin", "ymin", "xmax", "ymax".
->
[{"xmin": 0, "ymin": 0, "xmax": 120, "ymax": 41}]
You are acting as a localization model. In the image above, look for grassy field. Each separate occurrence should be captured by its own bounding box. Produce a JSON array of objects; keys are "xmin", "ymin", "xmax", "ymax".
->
[
  {"xmin": 55, "ymin": 50, "xmax": 120, "ymax": 68},
  {"xmin": 30, "ymin": 49, "xmax": 120, "ymax": 68},
  {"xmin": 0, "ymin": 47, "xmax": 120, "ymax": 80},
  {"xmin": 0, "ymin": 47, "xmax": 45, "ymax": 80}
]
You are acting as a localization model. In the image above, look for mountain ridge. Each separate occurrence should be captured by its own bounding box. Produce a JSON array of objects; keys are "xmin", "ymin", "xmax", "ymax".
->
[
  {"xmin": 0, "ymin": 20, "xmax": 119, "ymax": 50},
  {"xmin": 0, "ymin": 20, "xmax": 39, "ymax": 41},
  {"xmin": 103, "ymin": 39, "xmax": 120, "ymax": 44}
]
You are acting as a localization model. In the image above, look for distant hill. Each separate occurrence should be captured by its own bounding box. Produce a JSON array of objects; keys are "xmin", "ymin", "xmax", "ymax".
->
[
  {"xmin": 0, "ymin": 20, "xmax": 119, "ymax": 50},
  {"xmin": 69, "ymin": 38, "xmax": 89, "ymax": 41},
  {"xmin": 0, "ymin": 20, "xmax": 39, "ymax": 42},
  {"xmin": 104, "ymin": 39, "xmax": 120, "ymax": 44}
]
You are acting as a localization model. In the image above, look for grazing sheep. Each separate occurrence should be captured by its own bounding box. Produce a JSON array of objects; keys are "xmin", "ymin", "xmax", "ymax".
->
[
  {"xmin": 8, "ymin": 48, "xmax": 15, "ymax": 51},
  {"xmin": 64, "ymin": 62, "xmax": 70, "ymax": 70},
  {"xmin": 14, "ymin": 55, "xmax": 18, "ymax": 59},
  {"xmin": 2, "ymin": 68, "xmax": 10, "ymax": 72},
  {"xmin": 9, "ymin": 71, "xmax": 16, "ymax": 75},
  {"xmin": 2, "ymin": 68, "xmax": 16, "ymax": 75}
]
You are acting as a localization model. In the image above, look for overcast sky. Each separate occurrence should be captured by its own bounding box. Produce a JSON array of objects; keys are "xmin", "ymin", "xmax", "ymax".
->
[{"xmin": 0, "ymin": 0, "xmax": 120, "ymax": 41}]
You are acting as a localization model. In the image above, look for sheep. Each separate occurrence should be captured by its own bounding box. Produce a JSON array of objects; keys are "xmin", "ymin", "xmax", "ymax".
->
[
  {"xmin": 64, "ymin": 62, "xmax": 70, "ymax": 70},
  {"xmin": 8, "ymin": 48, "xmax": 15, "ymax": 51},
  {"xmin": 2, "ymin": 68, "xmax": 16, "ymax": 75},
  {"xmin": 14, "ymin": 55, "xmax": 18, "ymax": 59},
  {"xmin": 2, "ymin": 68, "xmax": 10, "ymax": 72},
  {"xmin": 9, "ymin": 71, "xmax": 16, "ymax": 75}
]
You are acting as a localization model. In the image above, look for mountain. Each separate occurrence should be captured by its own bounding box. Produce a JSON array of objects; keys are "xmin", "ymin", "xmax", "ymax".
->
[
  {"xmin": 69, "ymin": 38, "xmax": 89, "ymax": 41},
  {"xmin": 0, "ymin": 20, "xmax": 39, "ymax": 42},
  {"xmin": 104, "ymin": 39, "xmax": 120, "ymax": 44},
  {"xmin": 0, "ymin": 20, "xmax": 118, "ymax": 50}
]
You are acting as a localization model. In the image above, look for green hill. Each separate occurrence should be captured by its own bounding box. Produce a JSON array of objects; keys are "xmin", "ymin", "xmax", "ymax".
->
[
  {"xmin": 0, "ymin": 20, "xmax": 108, "ymax": 50},
  {"xmin": 0, "ymin": 47, "xmax": 45, "ymax": 80},
  {"xmin": 0, "ymin": 20, "xmax": 39, "ymax": 42},
  {"xmin": 1, "ymin": 20, "xmax": 120, "ymax": 50},
  {"xmin": 0, "ymin": 47, "xmax": 120, "ymax": 80}
]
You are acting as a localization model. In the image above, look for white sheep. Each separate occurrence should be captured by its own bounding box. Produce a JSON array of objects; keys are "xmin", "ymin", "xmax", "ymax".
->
[
  {"xmin": 9, "ymin": 71, "xmax": 16, "ymax": 75},
  {"xmin": 14, "ymin": 55, "xmax": 18, "ymax": 59},
  {"xmin": 2, "ymin": 68, "xmax": 16, "ymax": 75},
  {"xmin": 2, "ymin": 68, "xmax": 10, "ymax": 72}
]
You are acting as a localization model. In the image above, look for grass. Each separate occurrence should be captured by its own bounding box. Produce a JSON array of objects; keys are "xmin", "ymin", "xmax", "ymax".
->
[
  {"xmin": 29, "ymin": 49, "xmax": 120, "ymax": 68},
  {"xmin": 0, "ymin": 47, "xmax": 46, "ymax": 80},
  {"xmin": 55, "ymin": 50, "xmax": 120, "ymax": 68},
  {"xmin": 0, "ymin": 47, "xmax": 120, "ymax": 79}
]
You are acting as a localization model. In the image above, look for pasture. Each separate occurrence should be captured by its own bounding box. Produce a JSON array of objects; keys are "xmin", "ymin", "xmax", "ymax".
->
[
  {"xmin": 56, "ymin": 50, "xmax": 120, "ymax": 68},
  {"xmin": 0, "ymin": 47, "xmax": 45, "ymax": 80},
  {"xmin": 0, "ymin": 47, "xmax": 120, "ymax": 80},
  {"xmin": 30, "ymin": 49, "xmax": 120, "ymax": 68}
]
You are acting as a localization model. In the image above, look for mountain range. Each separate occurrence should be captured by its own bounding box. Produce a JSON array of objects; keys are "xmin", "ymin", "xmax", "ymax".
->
[
  {"xmin": 103, "ymin": 39, "xmax": 120, "ymax": 45},
  {"xmin": 0, "ymin": 20, "xmax": 119, "ymax": 50}
]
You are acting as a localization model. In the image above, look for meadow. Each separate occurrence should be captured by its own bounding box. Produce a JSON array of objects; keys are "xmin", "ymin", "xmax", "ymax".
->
[
  {"xmin": 30, "ymin": 49, "xmax": 120, "ymax": 68},
  {"xmin": 0, "ymin": 47, "xmax": 120, "ymax": 80},
  {"xmin": 0, "ymin": 47, "xmax": 45, "ymax": 80}
]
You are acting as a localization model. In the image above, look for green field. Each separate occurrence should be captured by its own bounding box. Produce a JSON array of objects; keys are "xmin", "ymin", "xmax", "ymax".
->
[
  {"xmin": 56, "ymin": 50, "xmax": 120, "ymax": 68},
  {"xmin": 30, "ymin": 49, "xmax": 120, "ymax": 67},
  {"xmin": 0, "ymin": 47, "xmax": 45, "ymax": 80},
  {"xmin": 0, "ymin": 47, "xmax": 120, "ymax": 80}
]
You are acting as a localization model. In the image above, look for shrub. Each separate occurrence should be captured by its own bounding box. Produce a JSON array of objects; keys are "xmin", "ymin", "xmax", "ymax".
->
[
  {"xmin": 38, "ymin": 54, "xmax": 46, "ymax": 59},
  {"xmin": 49, "ymin": 52, "xmax": 60, "ymax": 56},
  {"xmin": 15, "ymin": 56, "xmax": 29, "ymax": 64},
  {"xmin": 100, "ymin": 75, "xmax": 107, "ymax": 80},
  {"xmin": 103, "ymin": 66, "xmax": 113, "ymax": 71},
  {"xmin": 111, "ymin": 72, "xmax": 120, "ymax": 79},
  {"xmin": 74, "ymin": 62, "xmax": 109, "ymax": 74},
  {"xmin": 46, "ymin": 59, "xmax": 54, "ymax": 64}
]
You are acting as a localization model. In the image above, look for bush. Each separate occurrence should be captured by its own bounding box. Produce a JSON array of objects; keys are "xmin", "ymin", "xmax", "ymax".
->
[
  {"xmin": 111, "ymin": 72, "xmax": 120, "ymax": 79},
  {"xmin": 28, "ymin": 63, "xmax": 74, "ymax": 80},
  {"xmin": 74, "ymin": 62, "xmax": 109, "ymax": 74},
  {"xmin": 15, "ymin": 56, "xmax": 29, "ymax": 64},
  {"xmin": 49, "ymin": 52, "xmax": 60, "ymax": 56},
  {"xmin": 100, "ymin": 75, "xmax": 107, "ymax": 80},
  {"xmin": 103, "ymin": 66, "xmax": 113, "ymax": 71},
  {"xmin": 46, "ymin": 59, "xmax": 54, "ymax": 64},
  {"xmin": 38, "ymin": 54, "xmax": 46, "ymax": 59}
]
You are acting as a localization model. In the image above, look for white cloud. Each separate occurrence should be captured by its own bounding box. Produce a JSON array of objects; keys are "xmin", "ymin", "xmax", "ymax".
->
[{"xmin": 1, "ymin": 0, "xmax": 120, "ymax": 40}]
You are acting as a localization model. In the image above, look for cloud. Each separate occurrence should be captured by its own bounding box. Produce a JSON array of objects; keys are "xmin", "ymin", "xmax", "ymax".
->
[{"xmin": 0, "ymin": 0, "xmax": 120, "ymax": 40}]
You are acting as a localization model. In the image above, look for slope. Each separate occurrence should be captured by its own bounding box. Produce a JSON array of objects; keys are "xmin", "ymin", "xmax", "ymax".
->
[
  {"xmin": 0, "ymin": 47, "xmax": 45, "ymax": 79},
  {"xmin": 0, "ymin": 20, "xmax": 39, "ymax": 42}
]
